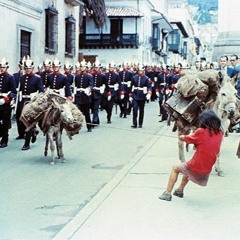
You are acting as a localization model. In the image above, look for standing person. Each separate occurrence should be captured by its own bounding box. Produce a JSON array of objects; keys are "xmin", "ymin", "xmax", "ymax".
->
[
  {"xmin": 130, "ymin": 65, "xmax": 152, "ymax": 128},
  {"xmin": 159, "ymin": 109, "xmax": 223, "ymax": 201},
  {"xmin": 13, "ymin": 57, "xmax": 25, "ymax": 88},
  {"xmin": 16, "ymin": 56, "xmax": 44, "ymax": 150},
  {"xmin": 168, "ymin": 63, "xmax": 182, "ymax": 97},
  {"xmin": 230, "ymin": 54, "xmax": 240, "ymax": 72},
  {"xmin": 74, "ymin": 60, "xmax": 93, "ymax": 132},
  {"xmin": 40, "ymin": 59, "xmax": 53, "ymax": 89},
  {"xmin": 64, "ymin": 61, "xmax": 74, "ymax": 92},
  {"xmin": 118, "ymin": 62, "xmax": 133, "ymax": 118},
  {"xmin": 46, "ymin": 58, "xmax": 72, "ymax": 99},
  {"xmin": 156, "ymin": 64, "xmax": 171, "ymax": 122},
  {"xmin": 0, "ymin": 58, "xmax": 17, "ymax": 148},
  {"xmin": 104, "ymin": 62, "xmax": 122, "ymax": 123},
  {"xmin": 91, "ymin": 60, "xmax": 107, "ymax": 126},
  {"xmin": 215, "ymin": 55, "xmax": 235, "ymax": 78}
]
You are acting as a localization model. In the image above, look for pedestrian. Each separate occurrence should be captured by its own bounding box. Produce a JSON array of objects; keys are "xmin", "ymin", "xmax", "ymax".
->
[
  {"xmin": 104, "ymin": 62, "xmax": 122, "ymax": 123},
  {"xmin": 159, "ymin": 109, "xmax": 223, "ymax": 201},
  {"xmin": 74, "ymin": 59, "xmax": 93, "ymax": 132},
  {"xmin": 46, "ymin": 58, "xmax": 72, "ymax": 100},
  {"xmin": 130, "ymin": 65, "xmax": 152, "ymax": 128},
  {"xmin": 16, "ymin": 56, "xmax": 44, "ymax": 150},
  {"xmin": 118, "ymin": 62, "xmax": 133, "ymax": 118},
  {"xmin": 0, "ymin": 57, "xmax": 17, "ymax": 148}
]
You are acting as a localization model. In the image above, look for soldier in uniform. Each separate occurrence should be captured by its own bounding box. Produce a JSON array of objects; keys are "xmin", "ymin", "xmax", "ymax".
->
[
  {"xmin": 168, "ymin": 63, "xmax": 182, "ymax": 97},
  {"xmin": 118, "ymin": 62, "xmax": 133, "ymax": 118},
  {"xmin": 91, "ymin": 60, "xmax": 107, "ymax": 126},
  {"xmin": 74, "ymin": 60, "xmax": 93, "ymax": 132},
  {"xmin": 156, "ymin": 64, "xmax": 171, "ymax": 122},
  {"xmin": 13, "ymin": 57, "xmax": 26, "ymax": 88},
  {"xmin": 64, "ymin": 61, "xmax": 74, "ymax": 90},
  {"xmin": 16, "ymin": 56, "xmax": 44, "ymax": 150},
  {"xmin": 40, "ymin": 59, "xmax": 53, "ymax": 89},
  {"xmin": 104, "ymin": 62, "xmax": 122, "ymax": 123},
  {"xmin": 130, "ymin": 65, "xmax": 152, "ymax": 128},
  {"xmin": 46, "ymin": 58, "xmax": 72, "ymax": 99},
  {"xmin": 0, "ymin": 58, "xmax": 17, "ymax": 148}
]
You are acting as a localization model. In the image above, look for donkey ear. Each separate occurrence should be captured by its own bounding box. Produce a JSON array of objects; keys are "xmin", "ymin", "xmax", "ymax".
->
[{"xmin": 218, "ymin": 71, "xmax": 224, "ymax": 85}]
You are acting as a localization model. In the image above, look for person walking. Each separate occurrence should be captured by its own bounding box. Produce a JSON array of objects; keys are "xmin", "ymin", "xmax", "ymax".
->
[
  {"xmin": 16, "ymin": 56, "xmax": 44, "ymax": 150},
  {"xmin": 0, "ymin": 58, "xmax": 17, "ymax": 148},
  {"xmin": 130, "ymin": 65, "xmax": 152, "ymax": 128},
  {"xmin": 74, "ymin": 60, "xmax": 93, "ymax": 132},
  {"xmin": 159, "ymin": 109, "xmax": 223, "ymax": 201}
]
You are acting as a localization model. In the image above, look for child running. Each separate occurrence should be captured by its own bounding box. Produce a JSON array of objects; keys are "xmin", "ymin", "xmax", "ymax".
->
[{"xmin": 159, "ymin": 109, "xmax": 223, "ymax": 201}]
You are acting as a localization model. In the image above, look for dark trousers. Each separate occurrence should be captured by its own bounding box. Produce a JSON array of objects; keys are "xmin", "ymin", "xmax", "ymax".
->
[
  {"xmin": 16, "ymin": 102, "xmax": 26, "ymax": 137},
  {"xmin": 132, "ymin": 99, "xmax": 145, "ymax": 126},
  {"xmin": 158, "ymin": 93, "xmax": 168, "ymax": 120},
  {"xmin": 92, "ymin": 98, "xmax": 102, "ymax": 124},
  {"xmin": 77, "ymin": 103, "xmax": 92, "ymax": 130},
  {"xmin": 119, "ymin": 95, "xmax": 128, "ymax": 117},
  {"xmin": 106, "ymin": 97, "xmax": 115, "ymax": 121},
  {"xmin": 0, "ymin": 108, "xmax": 11, "ymax": 144}
]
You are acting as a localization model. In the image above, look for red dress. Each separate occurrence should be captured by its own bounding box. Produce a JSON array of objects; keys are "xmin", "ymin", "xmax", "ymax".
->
[{"xmin": 183, "ymin": 128, "xmax": 223, "ymax": 175}]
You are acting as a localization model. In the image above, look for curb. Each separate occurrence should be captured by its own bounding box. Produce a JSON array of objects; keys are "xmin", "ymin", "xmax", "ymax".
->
[{"xmin": 52, "ymin": 125, "xmax": 171, "ymax": 240}]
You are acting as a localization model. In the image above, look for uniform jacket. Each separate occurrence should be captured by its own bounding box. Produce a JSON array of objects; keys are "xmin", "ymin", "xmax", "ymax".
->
[
  {"xmin": 0, "ymin": 72, "xmax": 17, "ymax": 110},
  {"xmin": 131, "ymin": 74, "xmax": 151, "ymax": 100},
  {"xmin": 156, "ymin": 72, "xmax": 171, "ymax": 92},
  {"xmin": 104, "ymin": 71, "xmax": 122, "ymax": 97},
  {"xmin": 47, "ymin": 72, "xmax": 71, "ymax": 97},
  {"xmin": 91, "ymin": 72, "xmax": 108, "ymax": 100},
  {"xmin": 119, "ymin": 70, "xmax": 133, "ymax": 94},
  {"xmin": 74, "ymin": 72, "xmax": 93, "ymax": 104},
  {"xmin": 40, "ymin": 70, "xmax": 52, "ymax": 88}
]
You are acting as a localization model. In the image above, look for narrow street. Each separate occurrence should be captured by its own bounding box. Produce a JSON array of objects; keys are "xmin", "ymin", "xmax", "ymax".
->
[{"xmin": 0, "ymin": 101, "xmax": 166, "ymax": 240}]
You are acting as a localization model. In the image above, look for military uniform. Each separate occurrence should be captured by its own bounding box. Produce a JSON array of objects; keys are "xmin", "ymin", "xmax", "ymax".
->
[
  {"xmin": 104, "ymin": 69, "xmax": 121, "ymax": 123},
  {"xmin": 91, "ymin": 68, "xmax": 107, "ymax": 125},
  {"xmin": 130, "ymin": 70, "xmax": 152, "ymax": 128},
  {"xmin": 74, "ymin": 71, "xmax": 93, "ymax": 131},
  {"xmin": 16, "ymin": 71, "xmax": 44, "ymax": 149},
  {"xmin": 47, "ymin": 72, "xmax": 72, "ymax": 97},
  {"xmin": 0, "ymin": 69, "xmax": 17, "ymax": 147},
  {"xmin": 118, "ymin": 68, "xmax": 133, "ymax": 117},
  {"xmin": 156, "ymin": 70, "xmax": 171, "ymax": 121}
]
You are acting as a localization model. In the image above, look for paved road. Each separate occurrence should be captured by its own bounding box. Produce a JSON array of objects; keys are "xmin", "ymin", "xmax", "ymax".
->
[{"xmin": 0, "ymin": 101, "xmax": 166, "ymax": 240}]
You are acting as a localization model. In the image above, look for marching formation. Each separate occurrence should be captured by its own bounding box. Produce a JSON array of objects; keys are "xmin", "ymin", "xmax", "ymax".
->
[{"xmin": 0, "ymin": 55, "xmax": 239, "ymax": 153}]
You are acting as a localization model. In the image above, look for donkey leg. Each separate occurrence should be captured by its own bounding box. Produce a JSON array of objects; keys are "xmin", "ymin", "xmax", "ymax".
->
[
  {"xmin": 215, "ymin": 154, "xmax": 224, "ymax": 177},
  {"xmin": 49, "ymin": 133, "xmax": 56, "ymax": 165},
  {"xmin": 56, "ymin": 131, "xmax": 65, "ymax": 163},
  {"xmin": 44, "ymin": 134, "xmax": 49, "ymax": 157}
]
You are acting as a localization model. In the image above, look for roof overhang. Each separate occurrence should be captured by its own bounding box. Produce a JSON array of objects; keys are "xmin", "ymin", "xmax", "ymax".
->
[
  {"xmin": 170, "ymin": 21, "xmax": 189, "ymax": 38},
  {"xmin": 106, "ymin": 7, "xmax": 143, "ymax": 17},
  {"xmin": 152, "ymin": 13, "xmax": 173, "ymax": 33}
]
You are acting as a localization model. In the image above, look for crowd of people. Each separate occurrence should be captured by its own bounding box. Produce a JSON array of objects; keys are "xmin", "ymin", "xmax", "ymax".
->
[{"xmin": 0, "ymin": 55, "xmax": 239, "ymax": 151}]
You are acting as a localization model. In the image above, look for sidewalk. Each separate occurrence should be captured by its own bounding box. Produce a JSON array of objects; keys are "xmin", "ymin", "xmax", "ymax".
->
[{"xmin": 53, "ymin": 125, "xmax": 240, "ymax": 240}]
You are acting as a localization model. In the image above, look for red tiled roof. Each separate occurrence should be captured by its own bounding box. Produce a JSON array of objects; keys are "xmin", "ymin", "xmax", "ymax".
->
[{"xmin": 106, "ymin": 7, "xmax": 142, "ymax": 17}]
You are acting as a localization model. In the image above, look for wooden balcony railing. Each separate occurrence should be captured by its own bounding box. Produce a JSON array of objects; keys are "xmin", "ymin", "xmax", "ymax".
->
[{"xmin": 79, "ymin": 33, "xmax": 139, "ymax": 48}]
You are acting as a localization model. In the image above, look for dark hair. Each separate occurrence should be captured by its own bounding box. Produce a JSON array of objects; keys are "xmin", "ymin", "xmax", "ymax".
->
[{"xmin": 198, "ymin": 109, "xmax": 223, "ymax": 135}]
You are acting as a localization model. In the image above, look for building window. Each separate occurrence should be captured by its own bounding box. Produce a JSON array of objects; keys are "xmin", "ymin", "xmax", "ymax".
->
[
  {"xmin": 45, "ymin": 5, "xmax": 58, "ymax": 54},
  {"xmin": 65, "ymin": 15, "xmax": 76, "ymax": 57},
  {"xmin": 20, "ymin": 30, "xmax": 31, "ymax": 58}
]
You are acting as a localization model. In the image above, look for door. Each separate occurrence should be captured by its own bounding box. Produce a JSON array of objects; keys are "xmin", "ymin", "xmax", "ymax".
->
[{"xmin": 110, "ymin": 19, "xmax": 123, "ymax": 45}]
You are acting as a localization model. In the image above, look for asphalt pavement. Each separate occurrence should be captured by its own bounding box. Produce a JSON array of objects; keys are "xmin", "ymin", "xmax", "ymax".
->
[{"xmin": 53, "ymin": 120, "xmax": 240, "ymax": 240}]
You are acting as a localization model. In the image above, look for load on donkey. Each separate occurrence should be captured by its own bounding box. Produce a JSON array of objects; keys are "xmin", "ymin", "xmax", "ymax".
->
[
  {"xmin": 163, "ymin": 69, "xmax": 238, "ymax": 176},
  {"xmin": 20, "ymin": 92, "xmax": 84, "ymax": 164}
]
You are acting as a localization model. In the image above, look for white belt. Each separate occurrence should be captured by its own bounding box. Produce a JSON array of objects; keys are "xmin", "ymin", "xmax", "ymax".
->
[
  {"xmin": 109, "ymin": 85, "xmax": 115, "ymax": 88},
  {"xmin": 93, "ymin": 87, "xmax": 100, "ymax": 90},
  {"xmin": 122, "ymin": 82, "xmax": 129, "ymax": 85},
  {"xmin": 135, "ymin": 87, "xmax": 144, "ymax": 90},
  {"xmin": 76, "ymin": 88, "xmax": 86, "ymax": 92},
  {"xmin": 22, "ymin": 95, "xmax": 30, "ymax": 98},
  {"xmin": 0, "ymin": 93, "xmax": 8, "ymax": 97}
]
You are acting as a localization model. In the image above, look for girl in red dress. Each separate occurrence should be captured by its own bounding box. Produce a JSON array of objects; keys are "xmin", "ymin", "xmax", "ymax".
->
[{"xmin": 159, "ymin": 109, "xmax": 223, "ymax": 201}]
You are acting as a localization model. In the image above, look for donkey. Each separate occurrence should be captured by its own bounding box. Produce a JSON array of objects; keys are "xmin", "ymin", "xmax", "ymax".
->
[
  {"xmin": 41, "ymin": 98, "xmax": 74, "ymax": 165},
  {"xmin": 171, "ymin": 72, "xmax": 237, "ymax": 176}
]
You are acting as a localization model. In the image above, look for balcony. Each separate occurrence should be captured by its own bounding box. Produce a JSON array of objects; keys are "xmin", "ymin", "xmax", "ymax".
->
[
  {"xmin": 79, "ymin": 34, "xmax": 139, "ymax": 48},
  {"xmin": 168, "ymin": 43, "xmax": 181, "ymax": 54},
  {"xmin": 64, "ymin": 0, "xmax": 82, "ymax": 6}
]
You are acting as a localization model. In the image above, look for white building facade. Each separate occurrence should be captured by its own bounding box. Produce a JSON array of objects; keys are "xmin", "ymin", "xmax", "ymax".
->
[{"xmin": 0, "ymin": 0, "xmax": 80, "ymax": 73}]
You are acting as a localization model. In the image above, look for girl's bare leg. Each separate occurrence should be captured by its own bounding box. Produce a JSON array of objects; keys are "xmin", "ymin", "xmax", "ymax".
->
[{"xmin": 166, "ymin": 165, "xmax": 181, "ymax": 193}]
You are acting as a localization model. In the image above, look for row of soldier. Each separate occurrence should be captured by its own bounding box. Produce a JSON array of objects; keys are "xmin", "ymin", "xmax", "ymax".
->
[{"xmin": 0, "ymin": 56, "xmax": 184, "ymax": 150}]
